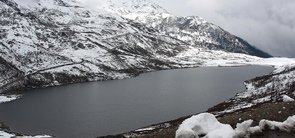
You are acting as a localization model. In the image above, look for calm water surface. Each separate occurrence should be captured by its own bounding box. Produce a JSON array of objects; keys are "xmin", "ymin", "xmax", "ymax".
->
[{"xmin": 0, "ymin": 66, "xmax": 273, "ymax": 138}]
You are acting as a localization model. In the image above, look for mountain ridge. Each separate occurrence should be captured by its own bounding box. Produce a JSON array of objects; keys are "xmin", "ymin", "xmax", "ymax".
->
[
  {"xmin": 0, "ymin": 0, "xmax": 269, "ymax": 94},
  {"xmin": 101, "ymin": 1, "xmax": 271, "ymax": 58}
]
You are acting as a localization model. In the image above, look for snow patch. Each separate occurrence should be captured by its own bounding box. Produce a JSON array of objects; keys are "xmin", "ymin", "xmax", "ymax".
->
[
  {"xmin": 135, "ymin": 127, "xmax": 155, "ymax": 132},
  {"xmin": 282, "ymin": 95, "xmax": 294, "ymax": 102},
  {"xmin": 252, "ymin": 57, "xmax": 295, "ymax": 67},
  {"xmin": 0, "ymin": 95, "xmax": 20, "ymax": 103},
  {"xmin": 0, "ymin": 130, "xmax": 50, "ymax": 138}
]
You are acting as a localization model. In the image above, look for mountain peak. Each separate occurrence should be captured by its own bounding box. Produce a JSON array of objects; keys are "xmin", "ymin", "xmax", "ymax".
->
[{"xmin": 101, "ymin": 0, "xmax": 168, "ymax": 15}]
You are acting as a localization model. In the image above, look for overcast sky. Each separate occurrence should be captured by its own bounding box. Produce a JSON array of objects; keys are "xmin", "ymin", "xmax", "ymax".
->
[
  {"xmin": 155, "ymin": 0, "xmax": 295, "ymax": 58},
  {"xmin": 81, "ymin": 0, "xmax": 295, "ymax": 58}
]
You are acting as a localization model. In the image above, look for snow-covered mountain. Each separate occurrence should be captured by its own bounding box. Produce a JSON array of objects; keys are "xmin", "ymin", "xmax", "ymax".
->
[
  {"xmin": 102, "ymin": 0, "xmax": 168, "ymax": 15},
  {"xmin": 0, "ymin": 0, "xmax": 269, "ymax": 94},
  {"xmin": 102, "ymin": 0, "xmax": 271, "ymax": 57}
]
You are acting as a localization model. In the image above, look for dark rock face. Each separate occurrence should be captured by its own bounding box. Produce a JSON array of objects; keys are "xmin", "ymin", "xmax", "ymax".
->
[{"xmin": 0, "ymin": 0, "xmax": 270, "ymax": 94}]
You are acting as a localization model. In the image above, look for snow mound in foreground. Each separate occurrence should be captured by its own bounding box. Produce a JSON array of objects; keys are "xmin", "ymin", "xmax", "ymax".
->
[
  {"xmin": 175, "ymin": 113, "xmax": 233, "ymax": 138},
  {"xmin": 258, "ymin": 115, "xmax": 295, "ymax": 132},
  {"xmin": 0, "ymin": 131, "xmax": 14, "ymax": 138},
  {"xmin": 282, "ymin": 95, "xmax": 294, "ymax": 102},
  {"xmin": 176, "ymin": 113, "xmax": 295, "ymax": 138}
]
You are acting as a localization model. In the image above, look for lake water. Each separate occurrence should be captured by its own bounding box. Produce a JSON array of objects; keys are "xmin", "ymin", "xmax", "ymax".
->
[{"xmin": 0, "ymin": 66, "xmax": 273, "ymax": 138}]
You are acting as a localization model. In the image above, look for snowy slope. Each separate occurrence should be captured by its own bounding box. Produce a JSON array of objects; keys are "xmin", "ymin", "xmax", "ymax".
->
[{"xmin": 0, "ymin": 0, "xmax": 268, "ymax": 94}]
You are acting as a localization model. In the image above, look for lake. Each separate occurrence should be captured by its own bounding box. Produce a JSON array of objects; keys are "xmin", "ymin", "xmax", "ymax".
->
[{"xmin": 0, "ymin": 66, "xmax": 273, "ymax": 138}]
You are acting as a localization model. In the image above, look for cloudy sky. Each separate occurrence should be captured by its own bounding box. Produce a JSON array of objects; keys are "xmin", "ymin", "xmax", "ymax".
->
[{"xmin": 82, "ymin": 0, "xmax": 295, "ymax": 57}]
